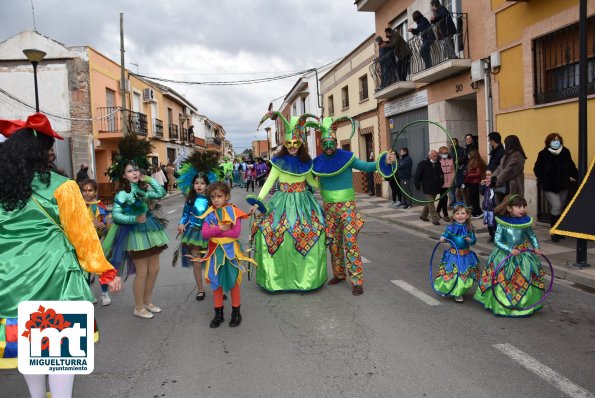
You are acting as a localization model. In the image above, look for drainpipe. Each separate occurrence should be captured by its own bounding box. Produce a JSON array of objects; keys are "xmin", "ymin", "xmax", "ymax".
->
[{"xmin": 483, "ymin": 58, "xmax": 493, "ymax": 153}]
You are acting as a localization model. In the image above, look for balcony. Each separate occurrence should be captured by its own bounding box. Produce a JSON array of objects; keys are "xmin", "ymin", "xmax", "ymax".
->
[
  {"xmin": 355, "ymin": 0, "xmax": 384, "ymax": 12},
  {"xmin": 153, "ymin": 118, "xmax": 163, "ymax": 138},
  {"xmin": 169, "ymin": 124, "xmax": 179, "ymax": 141},
  {"xmin": 370, "ymin": 51, "xmax": 417, "ymax": 100},
  {"xmin": 97, "ymin": 107, "xmax": 148, "ymax": 138},
  {"xmin": 409, "ymin": 13, "xmax": 471, "ymax": 84}
]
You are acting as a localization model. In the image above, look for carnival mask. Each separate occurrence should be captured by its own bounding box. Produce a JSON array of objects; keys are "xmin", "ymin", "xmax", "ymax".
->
[
  {"xmin": 284, "ymin": 139, "xmax": 302, "ymax": 149},
  {"xmin": 322, "ymin": 139, "xmax": 337, "ymax": 151}
]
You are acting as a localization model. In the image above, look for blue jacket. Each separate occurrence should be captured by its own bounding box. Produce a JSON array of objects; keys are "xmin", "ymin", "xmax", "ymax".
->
[{"xmin": 397, "ymin": 155, "xmax": 412, "ymax": 180}]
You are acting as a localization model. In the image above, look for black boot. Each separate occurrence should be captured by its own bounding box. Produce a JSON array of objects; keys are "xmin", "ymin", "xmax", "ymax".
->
[
  {"xmin": 229, "ymin": 306, "xmax": 242, "ymax": 327},
  {"xmin": 210, "ymin": 307, "xmax": 224, "ymax": 328},
  {"xmin": 550, "ymin": 215, "xmax": 560, "ymax": 242}
]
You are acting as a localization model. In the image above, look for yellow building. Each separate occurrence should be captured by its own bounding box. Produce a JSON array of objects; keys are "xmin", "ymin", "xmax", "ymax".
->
[{"xmin": 490, "ymin": 0, "xmax": 595, "ymax": 216}]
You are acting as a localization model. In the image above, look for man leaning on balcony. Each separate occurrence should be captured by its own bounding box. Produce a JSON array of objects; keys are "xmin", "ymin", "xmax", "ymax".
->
[
  {"xmin": 408, "ymin": 10, "xmax": 434, "ymax": 70},
  {"xmin": 430, "ymin": 0, "xmax": 458, "ymax": 60},
  {"xmin": 383, "ymin": 27, "xmax": 411, "ymax": 82}
]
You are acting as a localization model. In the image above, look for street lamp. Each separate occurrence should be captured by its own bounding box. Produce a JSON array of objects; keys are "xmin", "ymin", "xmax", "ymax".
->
[
  {"xmin": 22, "ymin": 48, "xmax": 46, "ymax": 112},
  {"xmin": 264, "ymin": 126, "xmax": 272, "ymax": 159},
  {"xmin": 179, "ymin": 115, "xmax": 188, "ymax": 142}
]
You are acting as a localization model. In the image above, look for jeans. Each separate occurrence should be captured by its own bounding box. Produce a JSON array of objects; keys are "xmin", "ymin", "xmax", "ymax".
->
[
  {"xmin": 421, "ymin": 193, "xmax": 439, "ymax": 222},
  {"xmin": 420, "ymin": 40, "xmax": 433, "ymax": 69}
]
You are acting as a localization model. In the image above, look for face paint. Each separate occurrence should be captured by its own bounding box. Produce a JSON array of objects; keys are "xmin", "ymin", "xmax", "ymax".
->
[
  {"xmin": 284, "ymin": 140, "xmax": 302, "ymax": 149},
  {"xmin": 322, "ymin": 139, "xmax": 337, "ymax": 151}
]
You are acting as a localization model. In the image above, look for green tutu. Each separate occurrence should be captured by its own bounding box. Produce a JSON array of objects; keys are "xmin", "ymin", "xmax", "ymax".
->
[{"xmin": 181, "ymin": 225, "xmax": 207, "ymax": 248}]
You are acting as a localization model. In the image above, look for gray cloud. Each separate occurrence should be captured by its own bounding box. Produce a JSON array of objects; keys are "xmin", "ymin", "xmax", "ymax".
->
[{"xmin": 1, "ymin": 0, "xmax": 373, "ymax": 150}]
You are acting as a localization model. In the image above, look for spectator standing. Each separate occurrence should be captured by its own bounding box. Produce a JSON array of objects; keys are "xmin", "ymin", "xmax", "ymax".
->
[
  {"xmin": 533, "ymin": 132, "xmax": 578, "ymax": 242},
  {"xmin": 367, "ymin": 151, "xmax": 376, "ymax": 196},
  {"xmin": 76, "ymin": 162, "xmax": 90, "ymax": 183},
  {"xmin": 414, "ymin": 150, "xmax": 444, "ymax": 225},
  {"xmin": 437, "ymin": 146, "xmax": 454, "ymax": 221},
  {"xmin": 464, "ymin": 149, "xmax": 486, "ymax": 218},
  {"xmin": 480, "ymin": 170, "xmax": 497, "ymax": 242},
  {"xmin": 491, "ymin": 135, "xmax": 527, "ymax": 198},
  {"xmin": 255, "ymin": 157, "xmax": 268, "ymax": 187},
  {"xmin": 487, "ymin": 131, "xmax": 505, "ymax": 172},
  {"xmin": 449, "ymin": 137, "xmax": 466, "ymax": 204},
  {"xmin": 430, "ymin": 0, "xmax": 458, "ymax": 60},
  {"xmin": 409, "ymin": 10, "xmax": 435, "ymax": 69},
  {"xmin": 375, "ymin": 35, "xmax": 393, "ymax": 89},
  {"xmin": 386, "ymin": 150, "xmax": 401, "ymax": 206},
  {"xmin": 397, "ymin": 147, "xmax": 413, "ymax": 209},
  {"xmin": 166, "ymin": 162, "xmax": 176, "ymax": 192},
  {"xmin": 152, "ymin": 165, "xmax": 167, "ymax": 189}
]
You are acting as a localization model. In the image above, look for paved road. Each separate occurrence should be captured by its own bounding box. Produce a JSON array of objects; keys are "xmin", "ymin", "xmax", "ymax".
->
[{"xmin": 3, "ymin": 186, "xmax": 595, "ymax": 397}]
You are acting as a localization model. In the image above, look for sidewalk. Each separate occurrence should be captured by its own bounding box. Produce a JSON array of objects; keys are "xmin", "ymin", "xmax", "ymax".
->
[{"xmin": 352, "ymin": 193, "xmax": 595, "ymax": 291}]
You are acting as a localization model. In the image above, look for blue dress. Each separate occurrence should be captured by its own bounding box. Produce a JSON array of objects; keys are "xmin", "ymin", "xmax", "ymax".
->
[{"xmin": 178, "ymin": 195, "xmax": 209, "ymax": 268}]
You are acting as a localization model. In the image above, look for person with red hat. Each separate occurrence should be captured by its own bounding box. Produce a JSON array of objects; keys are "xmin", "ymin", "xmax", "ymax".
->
[{"xmin": 0, "ymin": 113, "xmax": 122, "ymax": 397}]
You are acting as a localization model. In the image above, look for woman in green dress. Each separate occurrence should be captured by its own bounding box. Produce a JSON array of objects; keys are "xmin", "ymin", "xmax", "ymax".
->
[
  {"xmin": 474, "ymin": 194, "xmax": 545, "ymax": 317},
  {"xmin": 247, "ymin": 113, "xmax": 327, "ymax": 292}
]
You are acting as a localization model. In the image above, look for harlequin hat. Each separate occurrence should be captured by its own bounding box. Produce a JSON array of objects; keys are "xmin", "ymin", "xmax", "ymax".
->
[
  {"xmin": 318, "ymin": 116, "xmax": 357, "ymax": 141},
  {"xmin": 258, "ymin": 111, "xmax": 319, "ymax": 142},
  {"xmin": 0, "ymin": 112, "xmax": 64, "ymax": 140}
]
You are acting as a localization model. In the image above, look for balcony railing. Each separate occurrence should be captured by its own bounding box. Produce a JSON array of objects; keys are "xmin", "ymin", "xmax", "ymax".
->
[
  {"xmin": 533, "ymin": 14, "xmax": 595, "ymax": 105},
  {"xmin": 408, "ymin": 12, "xmax": 469, "ymax": 76},
  {"xmin": 169, "ymin": 124, "xmax": 179, "ymax": 140},
  {"xmin": 182, "ymin": 127, "xmax": 188, "ymax": 142},
  {"xmin": 206, "ymin": 136, "xmax": 222, "ymax": 146},
  {"xmin": 342, "ymin": 98, "xmax": 349, "ymax": 109},
  {"xmin": 370, "ymin": 50, "xmax": 407, "ymax": 92},
  {"xmin": 153, "ymin": 118, "xmax": 163, "ymax": 138},
  {"xmin": 97, "ymin": 107, "xmax": 147, "ymax": 136}
]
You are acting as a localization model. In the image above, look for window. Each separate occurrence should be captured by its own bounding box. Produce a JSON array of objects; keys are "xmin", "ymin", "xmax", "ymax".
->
[
  {"xmin": 390, "ymin": 11, "xmax": 409, "ymax": 41},
  {"xmin": 292, "ymin": 102, "xmax": 297, "ymax": 115},
  {"xmin": 328, "ymin": 95, "xmax": 334, "ymax": 116},
  {"xmin": 359, "ymin": 75, "xmax": 369, "ymax": 101},
  {"xmin": 533, "ymin": 15, "xmax": 595, "ymax": 105},
  {"xmin": 341, "ymin": 86, "xmax": 349, "ymax": 109}
]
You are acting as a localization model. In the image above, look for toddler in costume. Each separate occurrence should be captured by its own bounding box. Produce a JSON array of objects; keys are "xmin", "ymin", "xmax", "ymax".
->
[
  {"xmin": 474, "ymin": 194, "xmax": 545, "ymax": 317},
  {"xmin": 433, "ymin": 203, "xmax": 480, "ymax": 302},
  {"xmin": 194, "ymin": 182, "xmax": 256, "ymax": 327}
]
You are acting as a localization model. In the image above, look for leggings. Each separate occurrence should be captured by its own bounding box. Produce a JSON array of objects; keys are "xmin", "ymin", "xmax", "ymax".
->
[
  {"xmin": 24, "ymin": 374, "xmax": 75, "ymax": 398},
  {"xmin": 213, "ymin": 283, "xmax": 240, "ymax": 308}
]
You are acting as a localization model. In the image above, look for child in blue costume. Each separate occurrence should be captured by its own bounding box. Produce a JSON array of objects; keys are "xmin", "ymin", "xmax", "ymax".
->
[
  {"xmin": 312, "ymin": 117, "xmax": 396, "ymax": 296},
  {"xmin": 474, "ymin": 194, "xmax": 545, "ymax": 317},
  {"xmin": 102, "ymin": 160, "xmax": 169, "ymax": 319},
  {"xmin": 196, "ymin": 182, "xmax": 256, "ymax": 328},
  {"xmin": 433, "ymin": 203, "xmax": 480, "ymax": 302}
]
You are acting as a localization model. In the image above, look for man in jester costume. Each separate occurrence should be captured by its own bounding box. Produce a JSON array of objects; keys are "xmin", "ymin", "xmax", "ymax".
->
[
  {"xmin": 247, "ymin": 112, "xmax": 327, "ymax": 292},
  {"xmin": 312, "ymin": 117, "xmax": 396, "ymax": 295}
]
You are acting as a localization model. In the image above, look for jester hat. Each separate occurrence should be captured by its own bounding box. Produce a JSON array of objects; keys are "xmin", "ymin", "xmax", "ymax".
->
[
  {"xmin": 258, "ymin": 112, "xmax": 320, "ymax": 143},
  {"xmin": 0, "ymin": 112, "xmax": 64, "ymax": 139},
  {"xmin": 318, "ymin": 116, "xmax": 357, "ymax": 141}
]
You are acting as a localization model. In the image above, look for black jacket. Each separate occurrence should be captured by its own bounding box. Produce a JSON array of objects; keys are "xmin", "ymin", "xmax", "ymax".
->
[
  {"xmin": 533, "ymin": 146, "xmax": 578, "ymax": 192},
  {"xmin": 487, "ymin": 144, "xmax": 504, "ymax": 172},
  {"xmin": 414, "ymin": 159, "xmax": 444, "ymax": 195},
  {"xmin": 431, "ymin": 5, "xmax": 457, "ymax": 38},
  {"xmin": 411, "ymin": 16, "xmax": 435, "ymax": 44},
  {"xmin": 397, "ymin": 154, "xmax": 412, "ymax": 180}
]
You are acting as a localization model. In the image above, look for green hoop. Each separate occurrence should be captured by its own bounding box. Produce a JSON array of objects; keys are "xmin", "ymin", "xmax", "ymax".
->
[{"xmin": 391, "ymin": 120, "xmax": 459, "ymax": 205}]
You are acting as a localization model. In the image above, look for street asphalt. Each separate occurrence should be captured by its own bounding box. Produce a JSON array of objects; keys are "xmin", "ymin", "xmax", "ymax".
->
[{"xmin": 2, "ymin": 186, "xmax": 595, "ymax": 397}]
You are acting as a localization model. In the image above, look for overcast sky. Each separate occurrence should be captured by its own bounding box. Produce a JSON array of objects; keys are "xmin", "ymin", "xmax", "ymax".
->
[{"xmin": 1, "ymin": 0, "xmax": 374, "ymax": 152}]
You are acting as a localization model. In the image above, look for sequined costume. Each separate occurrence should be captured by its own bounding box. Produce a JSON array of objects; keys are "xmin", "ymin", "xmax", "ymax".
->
[
  {"xmin": 433, "ymin": 223, "xmax": 480, "ymax": 297},
  {"xmin": 474, "ymin": 216, "xmax": 544, "ymax": 317},
  {"xmin": 0, "ymin": 173, "xmax": 117, "ymax": 369},
  {"xmin": 178, "ymin": 194, "xmax": 209, "ymax": 268},
  {"xmin": 102, "ymin": 176, "xmax": 169, "ymax": 276}
]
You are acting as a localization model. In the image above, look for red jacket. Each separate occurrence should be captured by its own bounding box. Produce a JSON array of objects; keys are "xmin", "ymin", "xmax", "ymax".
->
[{"xmin": 464, "ymin": 167, "xmax": 483, "ymax": 184}]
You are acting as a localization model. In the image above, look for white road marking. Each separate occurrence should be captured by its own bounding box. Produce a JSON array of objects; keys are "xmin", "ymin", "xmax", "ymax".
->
[
  {"xmin": 361, "ymin": 256, "xmax": 370, "ymax": 264},
  {"xmin": 390, "ymin": 280, "xmax": 442, "ymax": 306},
  {"xmin": 494, "ymin": 343, "xmax": 594, "ymax": 398},
  {"xmin": 167, "ymin": 210, "xmax": 176, "ymax": 214}
]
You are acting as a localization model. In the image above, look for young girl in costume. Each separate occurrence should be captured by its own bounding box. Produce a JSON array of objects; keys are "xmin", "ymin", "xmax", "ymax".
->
[
  {"xmin": 81, "ymin": 178, "xmax": 113, "ymax": 305},
  {"xmin": 433, "ymin": 203, "xmax": 480, "ymax": 302},
  {"xmin": 474, "ymin": 194, "xmax": 545, "ymax": 317},
  {"xmin": 177, "ymin": 174, "xmax": 210, "ymax": 300},
  {"xmin": 196, "ymin": 182, "xmax": 255, "ymax": 328},
  {"xmin": 103, "ymin": 154, "xmax": 169, "ymax": 319},
  {"xmin": 0, "ymin": 113, "xmax": 121, "ymax": 397},
  {"xmin": 480, "ymin": 170, "xmax": 497, "ymax": 243},
  {"xmin": 247, "ymin": 113, "xmax": 327, "ymax": 292}
]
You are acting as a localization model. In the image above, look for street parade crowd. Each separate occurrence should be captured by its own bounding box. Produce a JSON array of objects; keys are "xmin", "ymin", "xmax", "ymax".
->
[{"xmin": 0, "ymin": 111, "xmax": 572, "ymax": 397}]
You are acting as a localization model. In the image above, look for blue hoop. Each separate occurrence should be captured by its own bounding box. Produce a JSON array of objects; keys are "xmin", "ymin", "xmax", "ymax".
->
[
  {"xmin": 429, "ymin": 238, "xmax": 461, "ymax": 297},
  {"xmin": 490, "ymin": 249, "xmax": 554, "ymax": 311}
]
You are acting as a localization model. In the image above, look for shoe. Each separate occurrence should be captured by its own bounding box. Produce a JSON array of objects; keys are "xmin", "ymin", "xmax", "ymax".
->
[
  {"xmin": 420, "ymin": 216, "xmax": 429, "ymax": 222},
  {"xmin": 432, "ymin": 220, "xmax": 440, "ymax": 226},
  {"xmin": 144, "ymin": 304, "xmax": 162, "ymax": 313},
  {"xmin": 92, "ymin": 296, "xmax": 98, "ymax": 304},
  {"xmin": 403, "ymin": 204, "xmax": 412, "ymax": 209},
  {"xmin": 352, "ymin": 286, "xmax": 363, "ymax": 296},
  {"xmin": 229, "ymin": 306, "xmax": 242, "ymax": 327},
  {"xmin": 101, "ymin": 292, "xmax": 111, "ymax": 306},
  {"xmin": 454, "ymin": 296, "xmax": 464, "ymax": 303},
  {"xmin": 328, "ymin": 277, "xmax": 345, "ymax": 285},
  {"xmin": 134, "ymin": 308, "xmax": 154, "ymax": 319},
  {"xmin": 443, "ymin": 216, "xmax": 451, "ymax": 222},
  {"xmin": 196, "ymin": 291, "xmax": 206, "ymax": 301},
  {"xmin": 395, "ymin": 201, "xmax": 402, "ymax": 206},
  {"xmin": 210, "ymin": 307, "xmax": 224, "ymax": 328}
]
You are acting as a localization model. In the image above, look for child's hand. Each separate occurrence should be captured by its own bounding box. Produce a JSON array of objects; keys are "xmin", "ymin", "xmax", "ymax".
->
[
  {"xmin": 93, "ymin": 219, "xmax": 105, "ymax": 229},
  {"xmin": 465, "ymin": 237, "xmax": 471, "ymax": 242},
  {"xmin": 250, "ymin": 204, "xmax": 259, "ymax": 215},
  {"xmin": 511, "ymin": 248, "xmax": 520, "ymax": 256},
  {"xmin": 440, "ymin": 237, "xmax": 446, "ymax": 243},
  {"xmin": 136, "ymin": 214, "xmax": 147, "ymax": 224},
  {"xmin": 177, "ymin": 224, "xmax": 186, "ymax": 234},
  {"xmin": 219, "ymin": 222, "xmax": 232, "ymax": 231},
  {"xmin": 534, "ymin": 249, "xmax": 543, "ymax": 256}
]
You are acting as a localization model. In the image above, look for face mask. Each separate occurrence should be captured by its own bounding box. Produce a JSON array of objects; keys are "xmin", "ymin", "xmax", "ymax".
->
[
  {"xmin": 440, "ymin": 154, "xmax": 448, "ymax": 159},
  {"xmin": 550, "ymin": 140, "xmax": 561, "ymax": 150},
  {"xmin": 430, "ymin": 159, "xmax": 437, "ymax": 163},
  {"xmin": 322, "ymin": 139, "xmax": 337, "ymax": 151}
]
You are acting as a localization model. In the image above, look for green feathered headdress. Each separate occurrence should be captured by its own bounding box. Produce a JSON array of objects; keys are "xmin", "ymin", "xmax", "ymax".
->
[
  {"xmin": 176, "ymin": 150, "xmax": 223, "ymax": 195},
  {"xmin": 106, "ymin": 132, "xmax": 153, "ymax": 181}
]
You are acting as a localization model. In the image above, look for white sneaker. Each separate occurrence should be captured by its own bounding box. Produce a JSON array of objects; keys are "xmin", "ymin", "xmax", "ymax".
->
[
  {"xmin": 395, "ymin": 201, "xmax": 402, "ymax": 206},
  {"xmin": 455, "ymin": 296, "xmax": 464, "ymax": 303},
  {"xmin": 101, "ymin": 292, "xmax": 111, "ymax": 306}
]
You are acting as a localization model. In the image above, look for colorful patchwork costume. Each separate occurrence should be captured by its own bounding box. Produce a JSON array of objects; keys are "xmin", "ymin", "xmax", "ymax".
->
[
  {"xmin": 247, "ymin": 113, "xmax": 327, "ymax": 292},
  {"xmin": 312, "ymin": 117, "xmax": 396, "ymax": 289},
  {"xmin": 474, "ymin": 215, "xmax": 544, "ymax": 317},
  {"xmin": 433, "ymin": 222, "xmax": 480, "ymax": 297}
]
